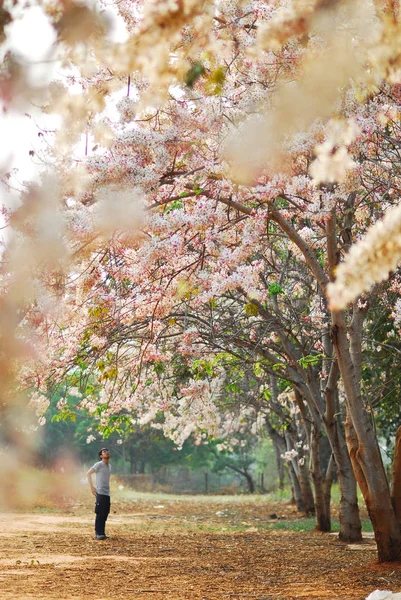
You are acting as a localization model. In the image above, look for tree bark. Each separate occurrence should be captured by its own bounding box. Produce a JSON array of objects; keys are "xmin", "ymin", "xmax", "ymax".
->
[
  {"xmin": 327, "ymin": 419, "xmax": 362, "ymax": 542},
  {"xmin": 284, "ymin": 428, "xmax": 315, "ymax": 515},
  {"xmin": 324, "ymin": 454, "xmax": 335, "ymax": 520},
  {"xmin": 333, "ymin": 310, "xmax": 401, "ymax": 561},
  {"xmin": 287, "ymin": 460, "xmax": 305, "ymax": 512},
  {"xmin": 225, "ymin": 464, "xmax": 255, "ymax": 493},
  {"xmin": 298, "ymin": 459, "xmax": 316, "ymax": 517},
  {"xmin": 266, "ymin": 378, "xmax": 308, "ymax": 512},
  {"xmin": 244, "ymin": 468, "xmax": 255, "ymax": 493},
  {"xmin": 292, "ymin": 391, "xmax": 316, "ymax": 516},
  {"xmin": 391, "ymin": 425, "xmax": 401, "ymax": 521},
  {"xmin": 265, "ymin": 417, "xmax": 286, "ymax": 490},
  {"xmin": 323, "ymin": 359, "xmax": 362, "ymax": 542},
  {"xmin": 309, "ymin": 421, "xmax": 331, "ymax": 531},
  {"xmin": 269, "ymin": 376, "xmax": 287, "ymax": 489},
  {"xmin": 281, "ymin": 427, "xmax": 306, "ymax": 512}
]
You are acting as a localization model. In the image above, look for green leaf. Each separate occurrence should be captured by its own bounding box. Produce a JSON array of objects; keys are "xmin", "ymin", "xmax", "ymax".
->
[
  {"xmin": 186, "ymin": 61, "xmax": 205, "ymax": 88},
  {"xmin": 268, "ymin": 283, "xmax": 284, "ymax": 297},
  {"xmin": 276, "ymin": 196, "xmax": 289, "ymax": 208},
  {"xmin": 154, "ymin": 361, "xmax": 165, "ymax": 375},
  {"xmin": 165, "ymin": 199, "xmax": 183, "ymax": 212},
  {"xmin": 262, "ymin": 388, "xmax": 271, "ymax": 401},
  {"xmin": 297, "ymin": 353, "xmax": 326, "ymax": 368},
  {"xmin": 52, "ymin": 408, "xmax": 76, "ymax": 423},
  {"xmin": 244, "ymin": 302, "xmax": 259, "ymax": 316},
  {"xmin": 253, "ymin": 362, "xmax": 264, "ymax": 377},
  {"xmin": 101, "ymin": 426, "xmax": 113, "ymax": 438},
  {"xmin": 205, "ymin": 66, "xmax": 226, "ymax": 95},
  {"xmin": 226, "ymin": 381, "xmax": 240, "ymax": 393}
]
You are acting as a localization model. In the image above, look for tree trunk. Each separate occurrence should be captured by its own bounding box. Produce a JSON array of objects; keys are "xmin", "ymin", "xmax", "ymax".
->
[
  {"xmin": 273, "ymin": 439, "xmax": 286, "ymax": 490},
  {"xmin": 225, "ymin": 464, "xmax": 255, "ymax": 493},
  {"xmin": 298, "ymin": 459, "xmax": 316, "ymax": 516},
  {"xmin": 287, "ymin": 460, "xmax": 305, "ymax": 512},
  {"xmin": 292, "ymin": 363, "xmax": 361, "ymax": 539},
  {"xmin": 322, "ymin": 358, "xmax": 362, "ymax": 542},
  {"xmin": 284, "ymin": 428, "xmax": 314, "ymax": 514},
  {"xmin": 324, "ymin": 210, "xmax": 401, "ymax": 560},
  {"xmin": 391, "ymin": 425, "xmax": 401, "ymax": 521},
  {"xmin": 309, "ymin": 422, "xmax": 331, "ymax": 531},
  {"xmin": 324, "ymin": 454, "xmax": 335, "ymax": 519},
  {"xmin": 130, "ymin": 446, "xmax": 135, "ymax": 474},
  {"xmin": 293, "ymin": 390, "xmax": 320, "ymax": 519},
  {"xmin": 327, "ymin": 420, "xmax": 362, "ymax": 542},
  {"xmin": 122, "ymin": 444, "xmax": 127, "ymax": 474},
  {"xmin": 333, "ymin": 312, "xmax": 401, "ymax": 562},
  {"xmin": 244, "ymin": 468, "xmax": 255, "ymax": 493},
  {"xmin": 266, "ymin": 376, "xmax": 286, "ymax": 489},
  {"xmin": 269, "ymin": 202, "xmax": 399, "ymax": 560},
  {"xmin": 265, "ymin": 418, "xmax": 286, "ymax": 490}
]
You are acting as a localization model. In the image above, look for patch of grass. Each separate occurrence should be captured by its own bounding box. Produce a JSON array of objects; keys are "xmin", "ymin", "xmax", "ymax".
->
[
  {"xmin": 361, "ymin": 520, "xmax": 373, "ymax": 532},
  {"xmin": 196, "ymin": 523, "xmax": 247, "ymax": 533},
  {"xmin": 263, "ymin": 488, "xmax": 293, "ymax": 503},
  {"xmin": 115, "ymin": 489, "xmax": 270, "ymax": 504},
  {"xmin": 31, "ymin": 506, "xmax": 60, "ymax": 514},
  {"xmin": 263, "ymin": 518, "xmax": 318, "ymax": 532},
  {"xmin": 261, "ymin": 518, "xmax": 373, "ymax": 534}
]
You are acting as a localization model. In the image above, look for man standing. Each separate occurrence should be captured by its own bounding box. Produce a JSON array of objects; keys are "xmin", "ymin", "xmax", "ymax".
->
[{"xmin": 86, "ymin": 448, "xmax": 111, "ymax": 540}]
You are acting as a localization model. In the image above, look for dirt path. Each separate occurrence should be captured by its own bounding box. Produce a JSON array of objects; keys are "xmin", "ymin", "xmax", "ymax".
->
[{"xmin": 0, "ymin": 497, "xmax": 400, "ymax": 600}]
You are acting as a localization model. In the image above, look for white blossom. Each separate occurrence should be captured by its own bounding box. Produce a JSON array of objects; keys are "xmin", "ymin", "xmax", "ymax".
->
[
  {"xmin": 328, "ymin": 203, "xmax": 401, "ymax": 309},
  {"xmin": 281, "ymin": 449, "xmax": 298, "ymax": 462}
]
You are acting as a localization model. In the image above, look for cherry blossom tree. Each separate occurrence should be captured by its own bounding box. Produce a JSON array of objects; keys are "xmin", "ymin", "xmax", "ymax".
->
[{"xmin": 4, "ymin": 0, "xmax": 401, "ymax": 563}]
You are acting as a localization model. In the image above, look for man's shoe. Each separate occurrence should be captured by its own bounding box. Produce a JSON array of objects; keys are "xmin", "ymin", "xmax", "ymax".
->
[{"xmin": 95, "ymin": 535, "xmax": 109, "ymax": 540}]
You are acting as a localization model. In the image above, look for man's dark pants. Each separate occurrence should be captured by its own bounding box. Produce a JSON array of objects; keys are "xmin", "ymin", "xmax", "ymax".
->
[{"xmin": 95, "ymin": 493, "xmax": 110, "ymax": 536}]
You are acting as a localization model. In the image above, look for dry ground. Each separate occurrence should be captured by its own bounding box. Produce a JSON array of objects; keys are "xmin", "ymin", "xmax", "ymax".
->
[{"xmin": 0, "ymin": 492, "xmax": 400, "ymax": 600}]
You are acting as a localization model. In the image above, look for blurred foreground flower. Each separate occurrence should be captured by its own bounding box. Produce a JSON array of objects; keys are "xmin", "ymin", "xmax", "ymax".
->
[
  {"xmin": 327, "ymin": 203, "xmax": 401, "ymax": 310},
  {"xmin": 310, "ymin": 120, "xmax": 360, "ymax": 184},
  {"xmin": 366, "ymin": 591, "xmax": 401, "ymax": 600}
]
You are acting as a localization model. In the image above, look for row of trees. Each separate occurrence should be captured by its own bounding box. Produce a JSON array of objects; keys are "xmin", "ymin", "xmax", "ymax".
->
[
  {"xmin": 2, "ymin": 0, "xmax": 401, "ymax": 562},
  {"xmin": 40, "ymin": 391, "xmax": 281, "ymax": 494}
]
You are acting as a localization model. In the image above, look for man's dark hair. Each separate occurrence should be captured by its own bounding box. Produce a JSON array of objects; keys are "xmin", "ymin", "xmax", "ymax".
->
[{"xmin": 99, "ymin": 448, "xmax": 109, "ymax": 458}]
